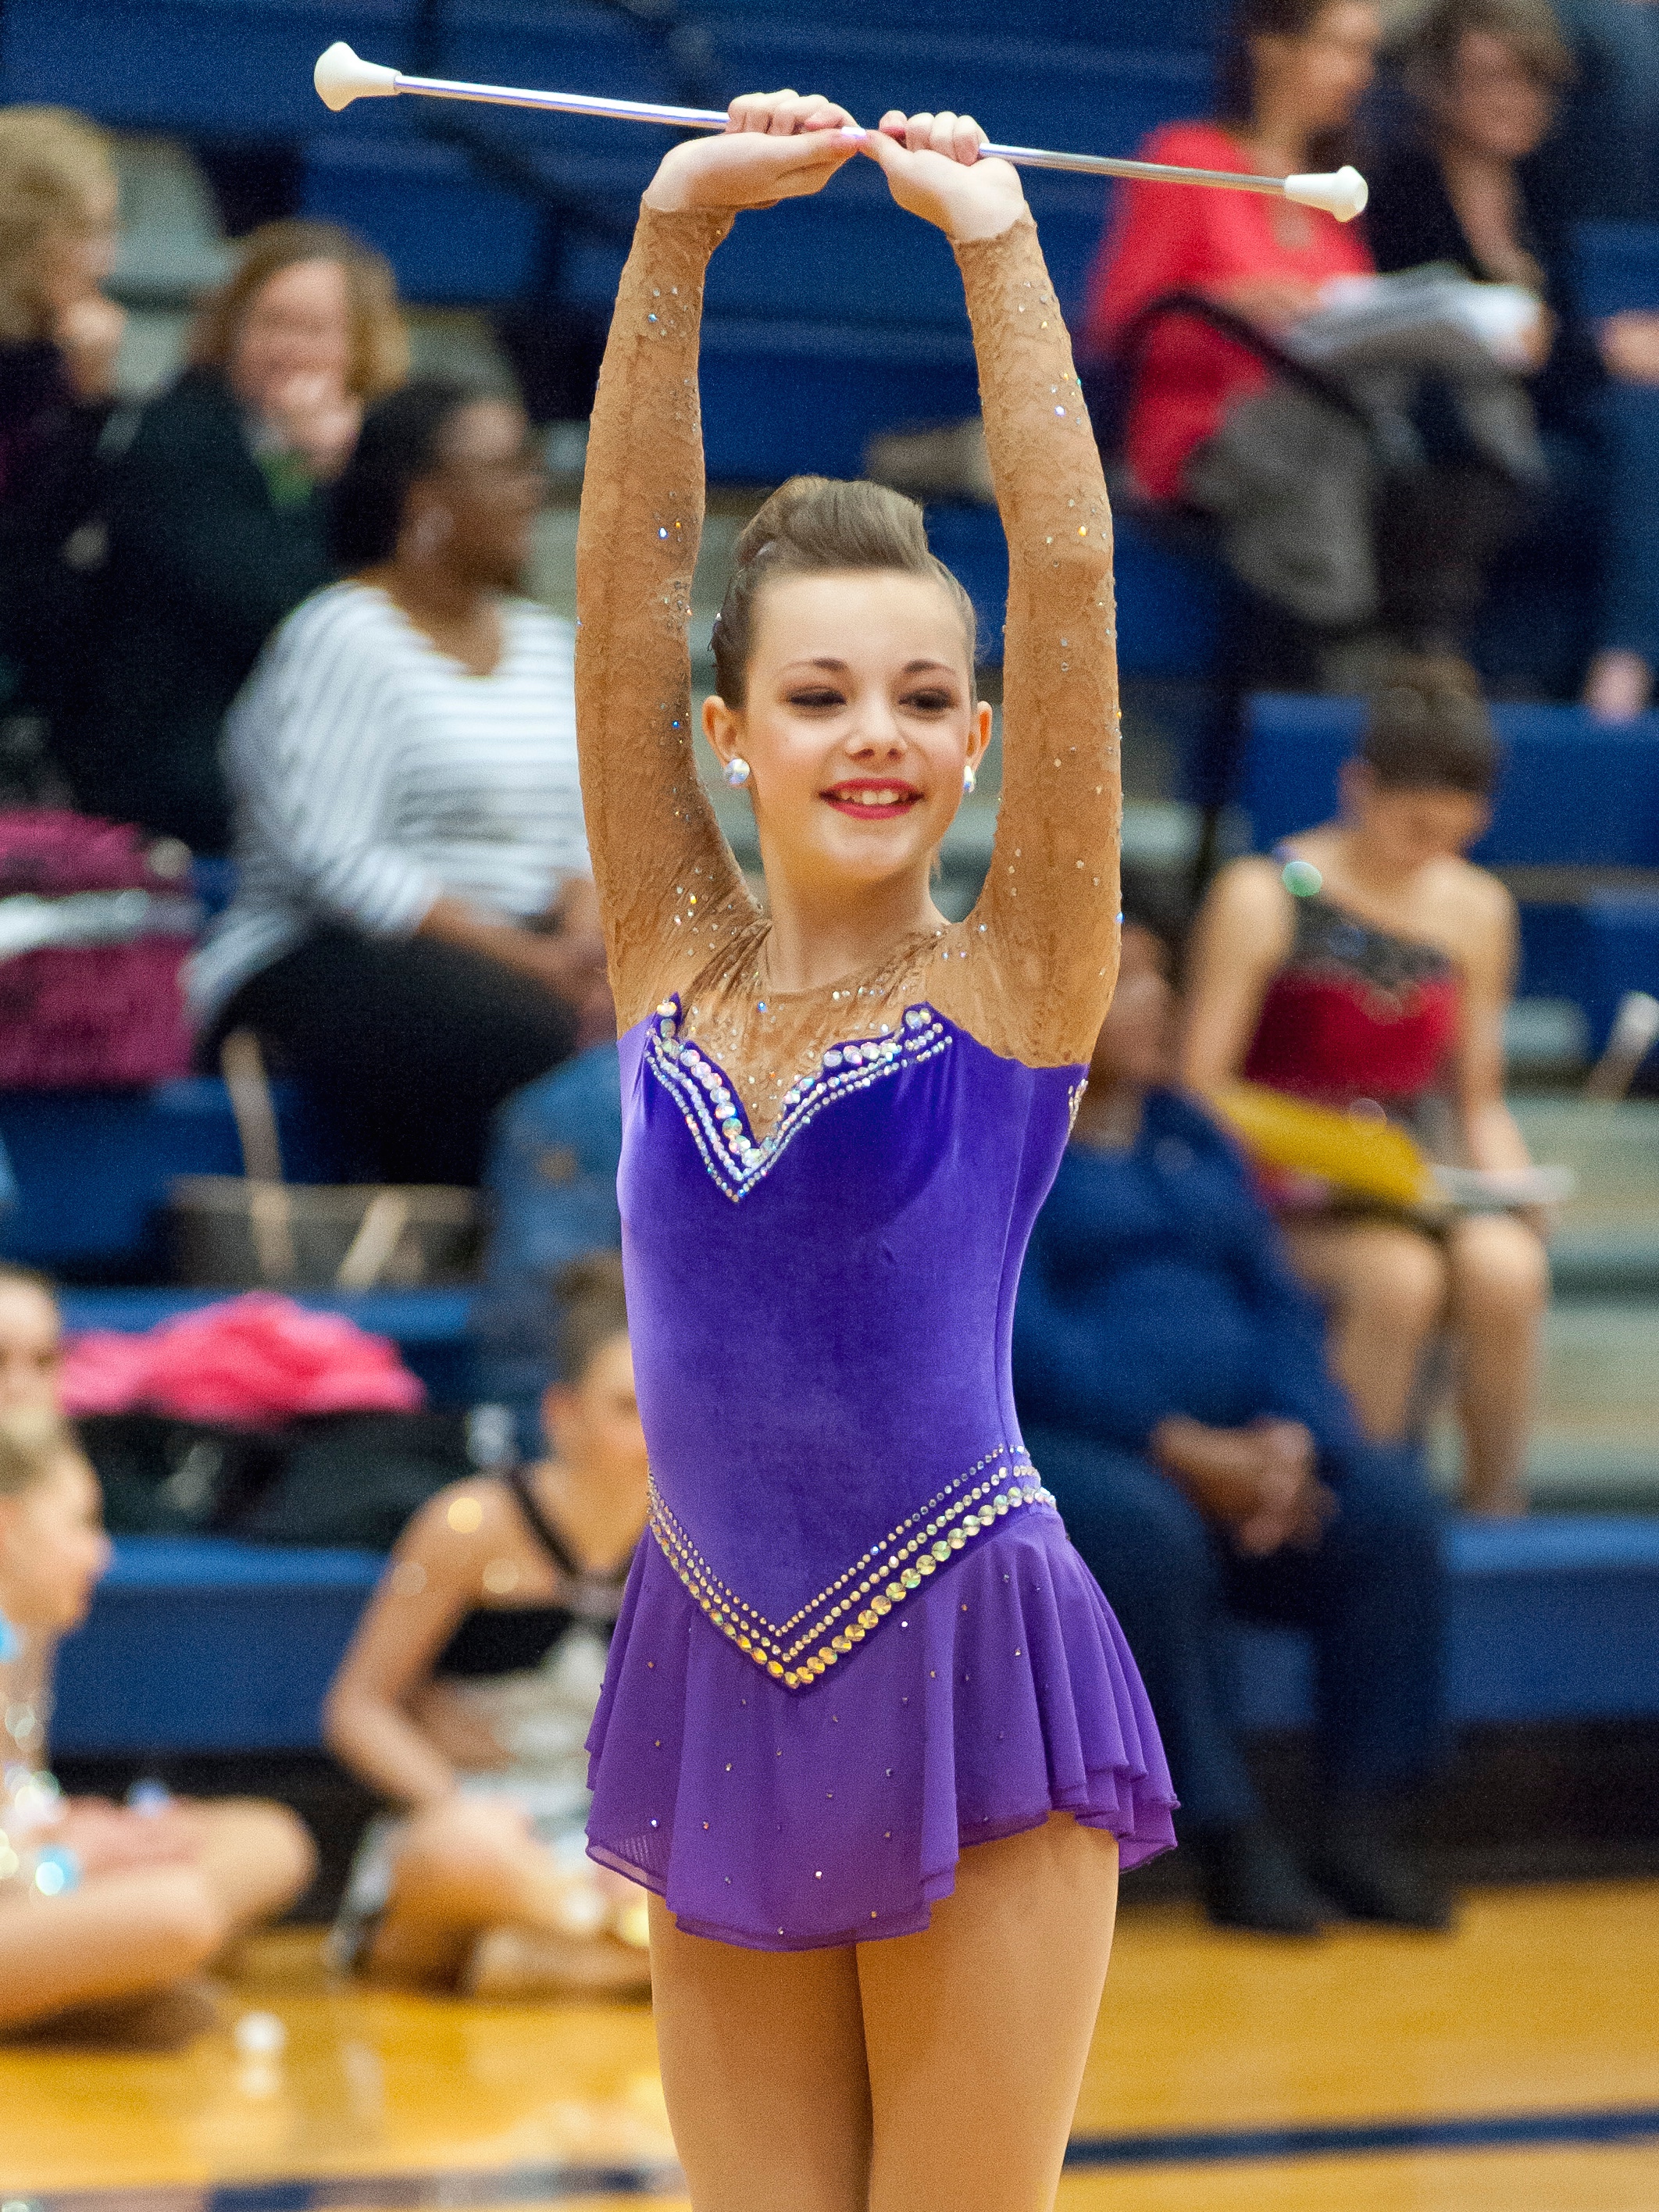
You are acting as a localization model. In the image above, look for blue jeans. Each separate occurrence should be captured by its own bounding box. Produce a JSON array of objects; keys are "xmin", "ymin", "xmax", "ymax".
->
[{"xmin": 1029, "ymin": 1428, "xmax": 1448, "ymax": 1832}]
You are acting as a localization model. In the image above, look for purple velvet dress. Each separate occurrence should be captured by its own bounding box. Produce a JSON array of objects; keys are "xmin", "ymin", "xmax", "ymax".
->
[
  {"xmin": 584, "ymin": 997, "xmax": 1176, "ymax": 1948},
  {"xmin": 576, "ymin": 202, "xmax": 1176, "ymax": 1950}
]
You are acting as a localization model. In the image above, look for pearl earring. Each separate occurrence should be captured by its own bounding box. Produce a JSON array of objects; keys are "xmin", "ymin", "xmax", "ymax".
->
[
  {"xmin": 962, "ymin": 761, "xmax": 977, "ymax": 796},
  {"xmin": 723, "ymin": 755, "xmax": 751, "ymax": 790}
]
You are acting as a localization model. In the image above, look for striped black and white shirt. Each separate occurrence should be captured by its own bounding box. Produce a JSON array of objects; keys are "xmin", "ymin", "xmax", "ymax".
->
[{"xmin": 187, "ymin": 582, "xmax": 587, "ymax": 1025}]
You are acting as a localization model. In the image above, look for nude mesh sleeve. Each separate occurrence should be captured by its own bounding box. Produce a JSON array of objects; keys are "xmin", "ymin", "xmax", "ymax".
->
[
  {"xmin": 575, "ymin": 202, "xmax": 755, "ymax": 1034},
  {"xmin": 933, "ymin": 212, "xmax": 1122, "ymax": 1069}
]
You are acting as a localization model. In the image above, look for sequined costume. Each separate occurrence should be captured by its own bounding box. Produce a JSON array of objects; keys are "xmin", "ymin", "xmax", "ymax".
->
[
  {"xmin": 576, "ymin": 201, "xmax": 1176, "ymax": 1950},
  {"xmin": 1244, "ymin": 878, "xmax": 1461, "ymax": 1118}
]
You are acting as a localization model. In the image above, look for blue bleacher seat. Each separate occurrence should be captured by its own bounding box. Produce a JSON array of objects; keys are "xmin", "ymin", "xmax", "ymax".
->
[
  {"xmin": 922, "ymin": 505, "xmax": 1223, "ymax": 679},
  {"xmin": 0, "ymin": 1079, "xmax": 361, "ymax": 1275},
  {"xmin": 49, "ymin": 1516, "xmax": 1659, "ymax": 1754},
  {"xmin": 1232, "ymin": 1518, "xmax": 1659, "ymax": 1732},
  {"xmin": 1574, "ymin": 221, "xmax": 1659, "ymax": 319},
  {"xmin": 0, "ymin": 0, "xmax": 414, "ymax": 135},
  {"xmin": 1582, "ymin": 893, "xmax": 1659, "ymax": 1048},
  {"xmin": 53, "ymin": 1537, "xmax": 382, "ymax": 1754}
]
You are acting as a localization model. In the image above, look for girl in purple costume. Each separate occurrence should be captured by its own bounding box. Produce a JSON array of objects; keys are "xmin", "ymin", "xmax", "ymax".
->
[{"xmin": 575, "ymin": 91, "xmax": 1176, "ymax": 2210}]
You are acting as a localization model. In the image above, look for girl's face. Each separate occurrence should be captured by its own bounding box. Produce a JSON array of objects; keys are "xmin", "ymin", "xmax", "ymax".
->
[
  {"xmin": 1436, "ymin": 29, "xmax": 1557, "ymax": 162},
  {"xmin": 544, "ymin": 1334, "xmax": 648, "ymax": 1497},
  {"xmin": 0, "ymin": 1283, "xmax": 62, "ymax": 1415},
  {"xmin": 0, "ymin": 1454, "xmax": 111, "ymax": 1634},
  {"xmin": 406, "ymin": 398, "xmax": 546, "ymax": 592},
  {"xmin": 1344, "ymin": 762, "xmax": 1491, "ymax": 870},
  {"xmin": 705, "ymin": 569, "xmax": 991, "ymax": 902},
  {"xmin": 230, "ymin": 256, "xmax": 354, "ymax": 413},
  {"xmin": 1253, "ymin": 0, "xmax": 1382, "ymax": 137}
]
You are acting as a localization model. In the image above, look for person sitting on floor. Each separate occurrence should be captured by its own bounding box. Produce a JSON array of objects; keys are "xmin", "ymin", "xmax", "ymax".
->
[
  {"xmin": 0, "ymin": 1409, "xmax": 315, "ymax": 2040},
  {"xmin": 0, "ymin": 1261, "xmax": 64, "ymax": 1416},
  {"xmin": 1015, "ymin": 920, "xmax": 1450, "ymax": 1937},
  {"xmin": 189, "ymin": 376, "xmax": 605, "ymax": 1186},
  {"xmin": 1179, "ymin": 665, "xmax": 1548, "ymax": 1514},
  {"xmin": 323, "ymin": 1254, "xmax": 649, "ymax": 1997}
]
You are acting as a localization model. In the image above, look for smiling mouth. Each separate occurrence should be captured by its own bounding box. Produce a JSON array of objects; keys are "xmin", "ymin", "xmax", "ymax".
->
[{"xmin": 822, "ymin": 781, "xmax": 923, "ymax": 820}]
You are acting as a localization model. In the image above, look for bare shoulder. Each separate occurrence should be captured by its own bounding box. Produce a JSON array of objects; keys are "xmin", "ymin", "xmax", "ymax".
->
[
  {"xmin": 398, "ymin": 1476, "xmax": 516, "ymax": 1562},
  {"xmin": 1195, "ymin": 855, "xmax": 1296, "ymax": 944},
  {"xmin": 1438, "ymin": 856, "xmax": 1516, "ymax": 940}
]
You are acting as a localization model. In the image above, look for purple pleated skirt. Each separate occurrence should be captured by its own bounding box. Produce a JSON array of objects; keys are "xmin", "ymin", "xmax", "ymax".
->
[{"xmin": 586, "ymin": 1504, "xmax": 1177, "ymax": 1950}]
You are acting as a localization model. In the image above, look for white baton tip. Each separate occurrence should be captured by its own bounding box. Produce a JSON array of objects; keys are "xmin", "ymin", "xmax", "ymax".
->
[
  {"xmin": 1283, "ymin": 166, "xmax": 1369, "ymax": 221},
  {"xmin": 314, "ymin": 41, "xmax": 401, "ymax": 111}
]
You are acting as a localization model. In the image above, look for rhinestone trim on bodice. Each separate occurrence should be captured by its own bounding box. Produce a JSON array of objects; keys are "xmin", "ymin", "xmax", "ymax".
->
[
  {"xmin": 644, "ymin": 996, "xmax": 953, "ymax": 1202},
  {"xmin": 648, "ymin": 1450, "xmax": 1058, "ymax": 1690}
]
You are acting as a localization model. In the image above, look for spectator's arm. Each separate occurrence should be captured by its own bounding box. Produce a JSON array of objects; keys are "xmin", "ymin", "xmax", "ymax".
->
[
  {"xmin": 323, "ymin": 1483, "xmax": 511, "ymax": 1807},
  {"xmin": 1450, "ymin": 871, "xmax": 1535, "ymax": 1176},
  {"xmin": 1178, "ymin": 856, "xmax": 1297, "ymax": 1090}
]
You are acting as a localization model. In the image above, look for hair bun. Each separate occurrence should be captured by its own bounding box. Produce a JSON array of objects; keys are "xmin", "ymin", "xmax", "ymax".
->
[{"xmin": 714, "ymin": 475, "xmax": 976, "ymax": 705}]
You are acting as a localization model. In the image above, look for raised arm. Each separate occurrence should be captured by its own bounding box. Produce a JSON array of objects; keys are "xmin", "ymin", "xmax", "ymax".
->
[
  {"xmin": 576, "ymin": 95, "xmax": 864, "ymax": 1033},
  {"xmin": 865, "ymin": 116, "xmax": 1122, "ymax": 1065}
]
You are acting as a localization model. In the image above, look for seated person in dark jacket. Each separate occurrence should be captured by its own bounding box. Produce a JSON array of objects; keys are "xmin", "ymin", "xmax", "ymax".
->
[
  {"xmin": 60, "ymin": 219, "xmax": 407, "ymax": 852},
  {"xmin": 1368, "ymin": 0, "xmax": 1659, "ymax": 717},
  {"xmin": 0, "ymin": 109, "xmax": 124, "ymax": 762},
  {"xmin": 1015, "ymin": 920, "xmax": 1449, "ymax": 1936}
]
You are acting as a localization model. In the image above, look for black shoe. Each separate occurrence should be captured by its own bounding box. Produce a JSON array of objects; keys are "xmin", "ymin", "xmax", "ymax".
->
[
  {"xmin": 1187, "ymin": 1821, "xmax": 1330, "ymax": 1937},
  {"xmin": 1307, "ymin": 1811, "xmax": 1455, "ymax": 1932}
]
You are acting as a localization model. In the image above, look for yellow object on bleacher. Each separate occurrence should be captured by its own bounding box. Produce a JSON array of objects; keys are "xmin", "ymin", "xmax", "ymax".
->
[{"xmin": 1209, "ymin": 1082, "xmax": 1436, "ymax": 1209}]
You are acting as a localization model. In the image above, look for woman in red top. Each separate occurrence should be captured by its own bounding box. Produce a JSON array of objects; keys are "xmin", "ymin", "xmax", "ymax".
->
[
  {"xmin": 1179, "ymin": 671, "xmax": 1548, "ymax": 1518},
  {"xmin": 1083, "ymin": 0, "xmax": 1379, "ymax": 506}
]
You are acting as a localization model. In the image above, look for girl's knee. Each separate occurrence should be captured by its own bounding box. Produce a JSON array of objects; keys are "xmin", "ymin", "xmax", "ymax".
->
[
  {"xmin": 398, "ymin": 1797, "xmax": 526, "ymax": 1889},
  {"xmin": 241, "ymin": 1801, "xmax": 317, "ymax": 1907},
  {"xmin": 1352, "ymin": 1229, "xmax": 1448, "ymax": 1333},
  {"xmin": 145, "ymin": 1868, "xmax": 232, "ymax": 1974},
  {"xmin": 1453, "ymin": 1217, "xmax": 1550, "ymax": 1317}
]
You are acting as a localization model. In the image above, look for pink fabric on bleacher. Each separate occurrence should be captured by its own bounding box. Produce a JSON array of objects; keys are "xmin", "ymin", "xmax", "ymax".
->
[
  {"xmin": 0, "ymin": 810, "xmax": 193, "ymax": 1087},
  {"xmin": 61, "ymin": 1293, "xmax": 426, "ymax": 1423}
]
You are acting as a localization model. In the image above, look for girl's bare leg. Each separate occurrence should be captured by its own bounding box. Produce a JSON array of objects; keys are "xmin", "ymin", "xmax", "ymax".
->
[
  {"xmin": 366, "ymin": 1797, "xmax": 614, "ymax": 1985},
  {"xmin": 0, "ymin": 1868, "xmax": 227, "ymax": 2031},
  {"xmin": 648, "ymin": 1895, "xmax": 872, "ymax": 2212},
  {"xmin": 1446, "ymin": 1213, "xmax": 1548, "ymax": 1515},
  {"xmin": 187, "ymin": 1797, "xmax": 316, "ymax": 1936},
  {"xmin": 1281, "ymin": 1218, "xmax": 1449, "ymax": 1439},
  {"xmin": 858, "ymin": 1814, "xmax": 1118, "ymax": 2212}
]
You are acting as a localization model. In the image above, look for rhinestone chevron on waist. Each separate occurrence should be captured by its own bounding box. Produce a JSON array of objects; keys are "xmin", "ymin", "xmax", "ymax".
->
[{"xmin": 648, "ymin": 1450, "xmax": 1058, "ymax": 1689}]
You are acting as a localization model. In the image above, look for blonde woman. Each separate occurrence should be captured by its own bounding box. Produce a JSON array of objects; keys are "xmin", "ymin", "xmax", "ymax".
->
[
  {"xmin": 0, "ymin": 109, "xmax": 123, "ymax": 743},
  {"xmin": 63, "ymin": 219, "xmax": 408, "ymax": 853},
  {"xmin": 0, "ymin": 106, "xmax": 123, "ymax": 489}
]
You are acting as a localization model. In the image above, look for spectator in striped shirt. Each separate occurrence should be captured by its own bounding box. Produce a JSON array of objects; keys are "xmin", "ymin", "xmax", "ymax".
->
[{"xmin": 189, "ymin": 379, "xmax": 603, "ymax": 1186}]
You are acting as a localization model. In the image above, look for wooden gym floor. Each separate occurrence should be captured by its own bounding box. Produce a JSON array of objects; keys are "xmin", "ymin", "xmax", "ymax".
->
[{"xmin": 3, "ymin": 1879, "xmax": 1656, "ymax": 2210}]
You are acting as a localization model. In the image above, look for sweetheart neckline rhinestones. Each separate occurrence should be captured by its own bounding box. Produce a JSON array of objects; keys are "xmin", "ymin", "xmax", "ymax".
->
[{"xmin": 645, "ymin": 997, "xmax": 953, "ymax": 1201}]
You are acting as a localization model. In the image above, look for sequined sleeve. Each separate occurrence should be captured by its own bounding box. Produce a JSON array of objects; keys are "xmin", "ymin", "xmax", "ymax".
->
[
  {"xmin": 576, "ymin": 202, "xmax": 756, "ymax": 1033},
  {"xmin": 933, "ymin": 212, "xmax": 1122, "ymax": 1069}
]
